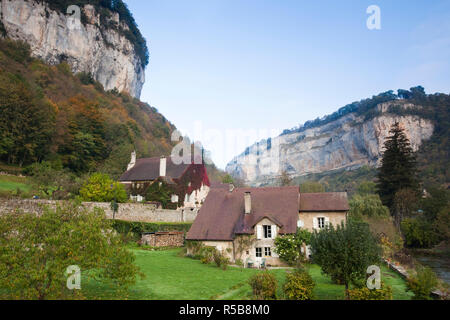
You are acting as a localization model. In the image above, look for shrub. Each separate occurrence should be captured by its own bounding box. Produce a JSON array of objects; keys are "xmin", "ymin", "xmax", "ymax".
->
[
  {"xmin": 248, "ymin": 272, "xmax": 277, "ymax": 300},
  {"xmin": 283, "ymin": 270, "xmax": 315, "ymax": 300},
  {"xmin": 407, "ymin": 266, "xmax": 438, "ymax": 300},
  {"xmin": 348, "ymin": 282, "xmax": 393, "ymax": 300},
  {"xmin": 213, "ymin": 250, "xmax": 230, "ymax": 270},
  {"xmin": 200, "ymin": 247, "xmax": 216, "ymax": 264}
]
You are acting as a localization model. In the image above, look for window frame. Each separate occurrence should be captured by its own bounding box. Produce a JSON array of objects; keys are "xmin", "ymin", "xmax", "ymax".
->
[
  {"xmin": 256, "ymin": 247, "xmax": 262, "ymax": 258},
  {"xmin": 264, "ymin": 247, "xmax": 272, "ymax": 257}
]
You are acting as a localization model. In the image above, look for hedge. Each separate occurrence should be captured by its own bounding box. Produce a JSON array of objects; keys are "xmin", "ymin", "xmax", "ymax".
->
[{"xmin": 111, "ymin": 220, "xmax": 192, "ymax": 240}]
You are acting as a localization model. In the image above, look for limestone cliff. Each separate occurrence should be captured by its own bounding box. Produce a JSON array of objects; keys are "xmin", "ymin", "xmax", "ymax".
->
[
  {"xmin": 226, "ymin": 101, "xmax": 434, "ymax": 186},
  {"xmin": 0, "ymin": 0, "xmax": 145, "ymax": 98}
]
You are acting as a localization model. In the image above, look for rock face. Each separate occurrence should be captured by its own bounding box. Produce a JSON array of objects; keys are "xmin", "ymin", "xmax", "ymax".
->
[
  {"xmin": 226, "ymin": 102, "xmax": 434, "ymax": 186},
  {"xmin": 0, "ymin": 0, "xmax": 145, "ymax": 98}
]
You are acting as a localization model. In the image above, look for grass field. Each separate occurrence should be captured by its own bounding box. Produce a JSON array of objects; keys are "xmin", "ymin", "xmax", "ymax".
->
[
  {"xmin": 0, "ymin": 175, "xmax": 32, "ymax": 193},
  {"xmin": 83, "ymin": 248, "xmax": 413, "ymax": 300}
]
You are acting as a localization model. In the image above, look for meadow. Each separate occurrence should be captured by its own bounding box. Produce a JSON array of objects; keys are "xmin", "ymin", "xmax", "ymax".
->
[{"xmin": 83, "ymin": 248, "xmax": 413, "ymax": 300}]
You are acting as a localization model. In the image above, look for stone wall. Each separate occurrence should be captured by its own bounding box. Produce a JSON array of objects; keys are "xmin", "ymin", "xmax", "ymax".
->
[
  {"xmin": 141, "ymin": 232, "xmax": 184, "ymax": 247},
  {"xmin": 0, "ymin": 199, "xmax": 199, "ymax": 223}
]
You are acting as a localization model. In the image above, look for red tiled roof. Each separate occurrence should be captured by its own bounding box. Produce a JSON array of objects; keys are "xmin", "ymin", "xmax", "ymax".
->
[
  {"xmin": 299, "ymin": 192, "xmax": 349, "ymax": 212},
  {"xmin": 119, "ymin": 156, "xmax": 190, "ymax": 183},
  {"xmin": 186, "ymin": 186, "xmax": 300, "ymax": 241}
]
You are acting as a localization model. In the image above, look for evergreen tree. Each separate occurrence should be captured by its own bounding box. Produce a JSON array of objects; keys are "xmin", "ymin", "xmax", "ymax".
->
[{"xmin": 376, "ymin": 122, "xmax": 418, "ymax": 213}]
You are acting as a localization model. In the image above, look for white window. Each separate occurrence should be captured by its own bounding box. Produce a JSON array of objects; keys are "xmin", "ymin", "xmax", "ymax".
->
[
  {"xmin": 317, "ymin": 217, "xmax": 326, "ymax": 229},
  {"xmin": 263, "ymin": 225, "xmax": 272, "ymax": 238},
  {"xmin": 256, "ymin": 247, "xmax": 262, "ymax": 258},
  {"xmin": 264, "ymin": 247, "xmax": 272, "ymax": 257}
]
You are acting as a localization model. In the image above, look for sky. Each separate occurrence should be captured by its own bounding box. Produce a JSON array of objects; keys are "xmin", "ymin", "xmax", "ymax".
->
[{"xmin": 126, "ymin": 0, "xmax": 450, "ymax": 169}]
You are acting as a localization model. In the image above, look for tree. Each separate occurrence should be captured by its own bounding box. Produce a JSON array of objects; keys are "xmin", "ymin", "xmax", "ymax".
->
[
  {"xmin": 357, "ymin": 181, "xmax": 376, "ymax": 195},
  {"xmin": 393, "ymin": 188, "xmax": 419, "ymax": 226},
  {"xmin": 221, "ymin": 174, "xmax": 234, "ymax": 184},
  {"xmin": 310, "ymin": 220, "xmax": 381, "ymax": 299},
  {"xmin": 0, "ymin": 202, "xmax": 141, "ymax": 300},
  {"xmin": 300, "ymin": 181, "xmax": 325, "ymax": 193},
  {"xmin": 0, "ymin": 71, "xmax": 55, "ymax": 166},
  {"xmin": 79, "ymin": 173, "xmax": 127, "ymax": 203},
  {"xmin": 376, "ymin": 122, "xmax": 418, "ymax": 212},
  {"xmin": 349, "ymin": 194, "xmax": 390, "ymax": 219},
  {"xmin": 279, "ymin": 170, "xmax": 293, "ymax": 186}
]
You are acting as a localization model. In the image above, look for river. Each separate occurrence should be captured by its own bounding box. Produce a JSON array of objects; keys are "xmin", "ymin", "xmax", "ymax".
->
[{"xmin": 413, "ymin": 253, "xmax": 450, "ymax": 285}]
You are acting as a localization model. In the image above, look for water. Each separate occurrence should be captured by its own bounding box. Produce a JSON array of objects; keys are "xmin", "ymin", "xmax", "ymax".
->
[{"xmin": 414, "ymin": 253, "xmax": 450, "ymax": 285}]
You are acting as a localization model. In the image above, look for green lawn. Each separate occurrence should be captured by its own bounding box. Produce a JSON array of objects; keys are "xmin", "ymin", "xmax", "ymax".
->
[
  {"xmin": 83, "ymin": 248, "xmax": 413, "ymax": 300},
  {"xmin": 0, "ymin": 175, "xmax": 31, "ymax": 193}
]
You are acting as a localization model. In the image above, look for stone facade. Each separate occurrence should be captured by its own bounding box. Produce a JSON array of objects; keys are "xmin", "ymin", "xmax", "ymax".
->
[
  {"xmin": 0, "ymin": 199, "xmax": 199, "ymax": 223},
  {"xmin": 299, "ymin": 211, "xmax": 347, "ymax": 232},
  {"xmin": 141, "ymin": 232, "xmax": 184, "ymax": 247},
  {"xmin": 192, "ymin": 213, "xmax": 347, "ymax": 267}
]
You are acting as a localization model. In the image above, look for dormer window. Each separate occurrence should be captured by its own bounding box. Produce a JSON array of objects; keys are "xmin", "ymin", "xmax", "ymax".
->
[{"xmin": 263, "ymin": 225, "xmax": 272, "ymax": 238}]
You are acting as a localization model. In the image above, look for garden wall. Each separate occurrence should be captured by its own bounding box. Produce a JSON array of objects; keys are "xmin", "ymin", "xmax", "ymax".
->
[{"xmin": 0, "ymin": 199, "xmax": 199, "ymax": 223}]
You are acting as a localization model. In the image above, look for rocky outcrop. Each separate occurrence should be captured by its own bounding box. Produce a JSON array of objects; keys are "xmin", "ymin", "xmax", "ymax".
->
[
  {"xmin": 226, "ymin": 102, "xmax": 434, "ymax": 186},
  {"xmin": 0, "ymin": 0, "xmax": 145, "ymax": 98}
]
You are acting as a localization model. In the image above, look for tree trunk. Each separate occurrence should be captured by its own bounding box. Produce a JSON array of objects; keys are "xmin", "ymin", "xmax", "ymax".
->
[{"xmin": 345, "ymin": 283, "xmax": 350, "ymax": 300}]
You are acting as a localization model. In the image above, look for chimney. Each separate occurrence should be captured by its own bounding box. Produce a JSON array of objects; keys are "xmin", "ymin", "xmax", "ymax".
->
[
  {"xmin": 127, "ymin": 151, "xmax": 136, "ymax": 171},
  {"xmin": 244, "ymin": 192, "xmax": 251, "ymax": 214},
  {"xmin": 160, "ymin": 156, "xmax": 167, "ymax": 177}
]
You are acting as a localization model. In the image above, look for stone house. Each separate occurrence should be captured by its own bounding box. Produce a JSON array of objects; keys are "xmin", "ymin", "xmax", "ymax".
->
[
  {"xmin": 186, "ymin": 186, "xmax": 349, "ymax": 267},
  {"xmin": 119, "ymin": 152, "xmax": 210, "ymax": 208}
]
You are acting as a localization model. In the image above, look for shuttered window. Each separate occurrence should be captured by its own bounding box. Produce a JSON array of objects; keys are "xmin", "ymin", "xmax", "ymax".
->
[{"xmin": 263, "ymin": 225, "xmax": 272, "ymax": 238}]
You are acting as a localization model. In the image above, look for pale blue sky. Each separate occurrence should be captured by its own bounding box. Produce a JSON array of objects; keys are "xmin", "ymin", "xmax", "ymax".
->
[{"xmin": 126, "ymin": 0, "xmax": 450, "ymax": 169}]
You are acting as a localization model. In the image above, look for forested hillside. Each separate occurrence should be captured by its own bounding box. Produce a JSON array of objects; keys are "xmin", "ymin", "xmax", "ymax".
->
[{"xmin": 0, "ymin": 39, "xmax": 173, "ymax": 178}]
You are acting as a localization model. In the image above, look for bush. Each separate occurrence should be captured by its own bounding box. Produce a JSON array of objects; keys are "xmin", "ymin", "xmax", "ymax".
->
[
  {"xmin": 348, "ymin": 282, "xmax": 393, "ymax": 300},
  {"xmin": 401, "ymin": 218, "xmax": 439, "ymax": 248},
  {"xmin": 407, "ymin": 266, "xmax": 438, "ymax": 300},
  {"xmin": 283, "ymin": 269, "xmax": 315, "ymax": 300},
  {"xmin": 213, "ymin": 250, "xmax": 230, "ymax": 270},
  {"xmin": 200, "ymin": 246, "xmax": 216, "ymax": 264},
  {"xmin": 248, "ymin": 272, "xmax": 277, "ymax": 300}
]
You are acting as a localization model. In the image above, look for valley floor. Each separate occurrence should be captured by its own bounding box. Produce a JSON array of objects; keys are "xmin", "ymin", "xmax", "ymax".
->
[{"xmin": 83, "ymin": 248, "xmax": 413, "ymax": 300}]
